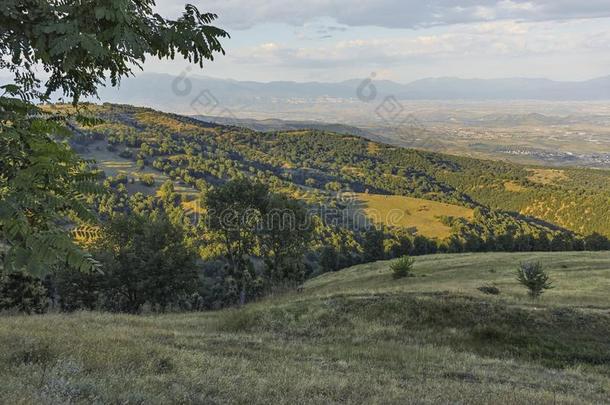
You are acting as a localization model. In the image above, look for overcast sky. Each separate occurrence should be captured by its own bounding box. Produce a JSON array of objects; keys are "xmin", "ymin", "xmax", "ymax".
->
[{"xmin": 148, "ymin": 1, "xmax": 610, "ymax": 83}]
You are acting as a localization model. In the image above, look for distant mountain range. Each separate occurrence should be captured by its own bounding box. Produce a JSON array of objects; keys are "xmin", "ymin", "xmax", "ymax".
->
[
  {"xmin": 191, "ymin": 114, "xmax": 375, "ymax": 137},
  {"xmin": 3, "ymin": 73, "xmax": 609, "ymax": 113},
  {"xmin": 381, "ymin": 76, "xmax": 610, "ymax": 101},
  {"xmin": 98, "ymin": 73, "xmax": 610, "ymax": 99},
  {"xmin": 88, "ymin": 73, "xmax": 610, "ymax": 114}
]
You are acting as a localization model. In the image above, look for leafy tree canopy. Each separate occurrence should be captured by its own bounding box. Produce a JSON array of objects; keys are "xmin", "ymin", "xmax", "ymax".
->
[
  {"xmin": 0, "ymin": 1, "xmax": 228, "ymax": 274},
  {"xmin": 1, "ymin": 0, "xmax": 229, "ymax": 102}
]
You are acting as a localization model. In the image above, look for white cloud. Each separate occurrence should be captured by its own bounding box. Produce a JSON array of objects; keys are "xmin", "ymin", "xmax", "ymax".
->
[
  {"xmin": 159, "ymin": 0, "xmax": 610, "ymax": 30},
  {"xmin": 498, "ymin": 0, "xmax": 536, "ymax": 12},
  {"xmin": 143, "ymin": 2, "xmax": 610, "ymax": 82},
  {"xmin": 229, "ymin": 20, "xmax": 608, "ymax": 68}
]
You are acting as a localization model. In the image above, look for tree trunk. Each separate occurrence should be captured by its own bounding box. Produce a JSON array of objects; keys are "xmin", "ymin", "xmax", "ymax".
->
[{"xmin": 239, "ymin": 287, "xmax": 246, "ymax": 306}]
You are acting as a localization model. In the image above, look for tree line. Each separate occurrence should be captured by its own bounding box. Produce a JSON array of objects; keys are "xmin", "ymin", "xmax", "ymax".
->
[{"xmin": 3, "ymin": 175, "xmax": 609, "ymax": 314}]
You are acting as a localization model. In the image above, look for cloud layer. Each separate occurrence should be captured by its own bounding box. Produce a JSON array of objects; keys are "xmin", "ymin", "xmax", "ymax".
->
[
  {"xmin": 229, "ymin": 20, "xmax": 610, "ymax": 69},
  {"xmin": 147, "ymin": 1, "xmax": 610, "ymax": 82},
  {"xmin": 162, "ymin": 0, "xmax": 610, "ymax": 30}
]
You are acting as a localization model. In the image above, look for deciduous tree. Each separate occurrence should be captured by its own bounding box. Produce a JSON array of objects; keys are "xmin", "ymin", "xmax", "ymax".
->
[{"xmin": 0, "ymin": 0, "xmax": 228, "ymax": 274}]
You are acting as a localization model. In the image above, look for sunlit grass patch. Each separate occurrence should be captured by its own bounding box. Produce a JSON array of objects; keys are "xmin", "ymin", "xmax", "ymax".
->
[{"xmin": 352, "ymin": 193, "xmax": 474, "ymax": 239}]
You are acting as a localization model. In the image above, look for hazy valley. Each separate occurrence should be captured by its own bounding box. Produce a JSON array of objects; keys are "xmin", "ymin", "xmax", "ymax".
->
[{"xmin": 74, "ymin": 73, "xmax": 610, "ymax": 168}]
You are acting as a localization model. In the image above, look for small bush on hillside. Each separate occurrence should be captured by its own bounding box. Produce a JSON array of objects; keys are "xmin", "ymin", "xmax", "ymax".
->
[
  {"xmin": 478, "ymin": 285, "xmax": 500, "ymax": 295},
  {"xmin": 139, "ymin": 174, "xmax": 155, "ymax": 187},
  {"xmin": 516, "ymin": 262, "xmax": 553, "ymax": 299},
  {"xmin": 391, "ymin": 256, "xmax": 415, "ymax": 279},
  {"xmin": 118, "ymin": 149, "xmax": 133, "ymax": 159}
]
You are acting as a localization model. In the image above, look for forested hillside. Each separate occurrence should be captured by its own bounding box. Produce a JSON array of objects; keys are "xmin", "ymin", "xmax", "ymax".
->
[{"xmin": 56, "ymin": 103, "xmax": 609, "ymax": 239}]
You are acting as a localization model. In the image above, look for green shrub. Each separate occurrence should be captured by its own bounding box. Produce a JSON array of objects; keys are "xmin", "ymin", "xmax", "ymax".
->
[
  {"xmin": 516, "ymin": 262, "xmax": 553, "ymax": 299},
  {"xmin": 139, "ymin": 174, "xmax": 155, "ymax": 187},
  {"xmin": 0, "ymin": 272, "xmax": 48, "ymax": 314},
  {"xmin": 478, "ymin": 285, "xmax": 500, "ymax": 295},
  {"xmin": 391, "ymin": 256, "xmax": 415, "ymax": 279},
  {"xmin": 118, "ymin": 149, "xmax": 133, "ymax": 159}
]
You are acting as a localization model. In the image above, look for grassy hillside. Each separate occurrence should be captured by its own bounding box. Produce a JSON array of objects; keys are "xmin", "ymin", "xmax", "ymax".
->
[
  {"xmin": 304, "ymin": 251, "xmax": 610, "ymax": 307},
  {"xmin": 1, "ymin": 252, "xmax": 609, "ymax": 403},
  {"xmin": 81, "ymin": 138, "xmax": 473, "ymax": 239},
  {"xmin": 352, "ymin": 193, "xmax": 474, "ymax": 239}
]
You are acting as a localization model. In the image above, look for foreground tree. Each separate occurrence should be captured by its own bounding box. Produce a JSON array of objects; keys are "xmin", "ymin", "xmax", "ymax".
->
[
  {"xmin": 94, "ymin": 213, "xmax": 198, "ymax": 313},
  {"xmin": 0, "ymin": 101, "xmax": 102, "ymax": 273},
  {"xmin": 0, "ymin": 271, "xmax": 48, "ymax": 314},
  {"xmin": 319, "ymin": 246, "xmax": 339, "ymax": 273},
  {"xmin": 0, "ymin": 1, "xmax": 228, "ymax": 274},
  {"xmin": 362, "ymin": 227, "xmax": 385, "ymax": 262},
  {"xmin": 584, "ymin": 232, "xmax": 610, "ymax": 251},
  {"xmin": 260, "ymin": 194, "xmax": 312, "ymax": 284},
  {"xmin": 204, "ymin": 178, "xmax": 269, "ymax": 305},
  {"xmin": 204, "ymin": 178, "xmax": 313, "ymax": 303}
]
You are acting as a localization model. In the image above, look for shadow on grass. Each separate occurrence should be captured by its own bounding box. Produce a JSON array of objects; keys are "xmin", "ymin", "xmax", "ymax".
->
[{"xmin": 217, "ymin": 292, "xmax": 610, "ymax": 372}]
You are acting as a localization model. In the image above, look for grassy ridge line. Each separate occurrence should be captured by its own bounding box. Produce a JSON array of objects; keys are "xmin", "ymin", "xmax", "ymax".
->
[{"xmin": 302, "ymin": 251, "xmax": 610, "ymax": 307}]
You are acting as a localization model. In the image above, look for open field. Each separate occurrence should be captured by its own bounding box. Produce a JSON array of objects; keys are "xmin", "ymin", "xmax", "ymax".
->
[
  {"xmin": 352, "ymin": 193, "xmax": 474, "ymax": 239},
  {"xmin": 1, "ymin": 252, "xmax": 609, "ymax": 403}
]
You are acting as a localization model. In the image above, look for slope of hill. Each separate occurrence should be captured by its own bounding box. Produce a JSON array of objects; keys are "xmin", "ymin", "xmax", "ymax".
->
[
  {"xmin": 304, "ymin": 251, "xmax": 610, "ymax": 307},
  {"xmin": 79, "ymin": 134, "xmax": 476, "ymax": 239},
  {"xmin": 1, "ymin": 251, "xmax": 609, "ymax": 403},
  {"xmin": 58, "ymin": 103, "xmax": 610, "ymax": 240},
  {"xmin": 77, "ymin": 139, "xmax": 198, "ymax": 197}
]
